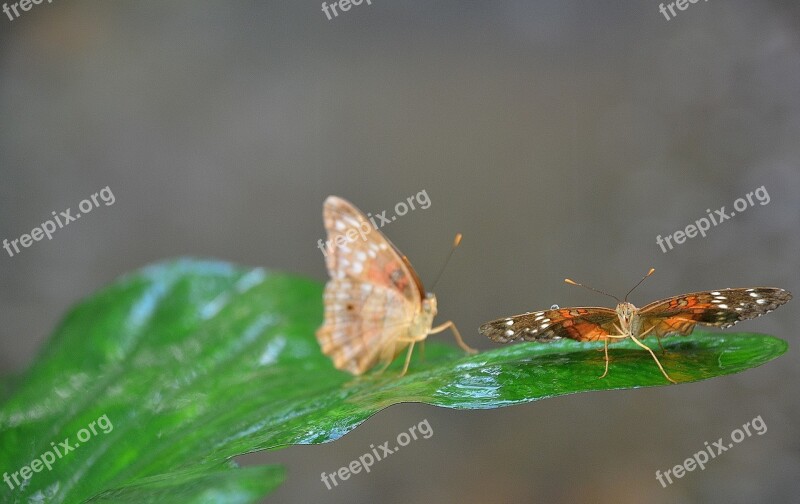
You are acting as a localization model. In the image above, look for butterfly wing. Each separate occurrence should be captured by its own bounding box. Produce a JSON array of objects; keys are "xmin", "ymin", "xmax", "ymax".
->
[
  {"xmin": 318, "ymin": 279, "xmax": 416, "ymax": 374},
  {"xmin": 638, "ymin": 287, "xmax": 792, "ymax": 338},
  {"xmin": 480, "ymin": 307, "xmax": 619, "ymax": 343},
  {"xmin": 321, "ymin": 196, "xmax": 424, "ymax": 302},
  {"xmin": 316, "ymin": 196, "xmax": 425, "ymax": 374}
]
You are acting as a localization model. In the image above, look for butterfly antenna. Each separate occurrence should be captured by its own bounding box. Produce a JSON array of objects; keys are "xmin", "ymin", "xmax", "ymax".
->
[
  {"xmin": 624, "ymin": 268, "xmax": 655, "ymax": 302},
  {"xmin": 429, "ymin": 233, "xmax": 462, "ymax": 291},
  {"xmin": 564, "ymin": 277, "xmax": 620, "ymax": 303}
]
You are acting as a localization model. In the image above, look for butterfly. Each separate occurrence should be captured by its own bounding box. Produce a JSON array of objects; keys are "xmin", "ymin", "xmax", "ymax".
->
[
  {"xmin": 316, "ymin": 196, "xmax": 476, "ymax": 376},
  {"xmin": 479, "ymin": 268, "xmax": 791, "ymax": 383}
]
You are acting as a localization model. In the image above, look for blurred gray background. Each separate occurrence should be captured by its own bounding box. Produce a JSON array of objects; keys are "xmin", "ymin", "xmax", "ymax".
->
[{"xmin": 1, "ymin": 1, "xmax": 799, "ymax": 503}]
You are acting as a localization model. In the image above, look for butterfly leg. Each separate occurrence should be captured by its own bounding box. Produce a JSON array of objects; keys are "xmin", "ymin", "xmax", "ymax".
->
[
  {"xmin": 638, "ymin": 326, "xmax": 665, "ymax": 355},
  {"xmin": 656, "ymin": 336, "xmax": 666, "ymax": 355},
  {"xmin": 598, "ymin": 333, "xmax": 626, "ymax": 378},
  {"xmin": 600, "ymin": 337, "xmax": 610, "ymax": 378},
  {"xmin": 400, "ymin": 340, "xmax": 416, "ymax": 377},
  {"xmin": 595, "ymin": 334, "xmax": 626, "ymax": 348},
  {"xmin": 429, "ymin": 321, "xmax": 478, "ymax": 354},
  {"xmin": 628, "ymin": 333, "xmax": 677, "ymax": 384}
]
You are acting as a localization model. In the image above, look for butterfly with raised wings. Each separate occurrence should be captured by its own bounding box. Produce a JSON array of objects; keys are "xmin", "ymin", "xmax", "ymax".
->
[
  {"xmin": 479, "ymin": 268, "xmax": 791, "ymax": 383},
  {"xmin": 316, "ymin": 196, "xmax": 477, "ymax": 376}
]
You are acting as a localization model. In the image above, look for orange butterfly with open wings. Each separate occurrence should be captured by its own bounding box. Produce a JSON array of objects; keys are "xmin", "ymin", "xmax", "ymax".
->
[{"xmin": 480, "ymin": 269, "xmax": 791, "ymax": 383}]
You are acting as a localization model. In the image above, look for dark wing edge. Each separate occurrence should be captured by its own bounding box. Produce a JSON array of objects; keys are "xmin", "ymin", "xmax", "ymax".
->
[{"xmin": 639, "ymin": 287, "xmax": 792, "ymax": 336}]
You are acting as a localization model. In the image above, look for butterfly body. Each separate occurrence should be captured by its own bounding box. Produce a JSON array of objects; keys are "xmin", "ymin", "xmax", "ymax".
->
[
  {"xmin": 316, "ymin": 196, "xmax": 475, "ymax": 375},
  {"xmin": 480, "ymin": 280, "xmax": 792, "ymax": 383}
]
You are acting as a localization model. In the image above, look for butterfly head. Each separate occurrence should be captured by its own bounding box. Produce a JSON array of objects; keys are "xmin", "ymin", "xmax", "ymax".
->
[
  {"xmin": 422, "ymin": 293, "xmax": 438, "ymax": 315},
  {"xmin": 409, "ymin": 293, "xmax": 438, "ymax": 337},
  {"xmin": 615, "ymin": 302, "xmax": 638, "ymax": 331}
]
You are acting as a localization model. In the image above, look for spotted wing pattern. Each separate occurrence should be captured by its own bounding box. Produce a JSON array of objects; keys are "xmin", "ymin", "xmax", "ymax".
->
[
  {"xmin": 316, "ymin": 196, "xmax": 425, "ymax": 374},
  {"xmin": 638, "ymin": 287, "xmax": 792, "ymax": 338},
  {"xmin": 319, "ymin": 279, "xmax": 415, "ymax": 374},
  {"xmin": 479, "ymin": 307, "xmax": 618, "ymax": 343}
]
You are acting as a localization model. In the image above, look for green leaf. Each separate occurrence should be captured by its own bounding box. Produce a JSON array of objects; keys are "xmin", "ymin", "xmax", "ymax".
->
[
  {"xmin": 0, "ymin": 259, "xmax": 788, "ymax": 503},
  {"xmin": 83, "ymin": 464, "xmax": 285, "ymax": 504}
]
